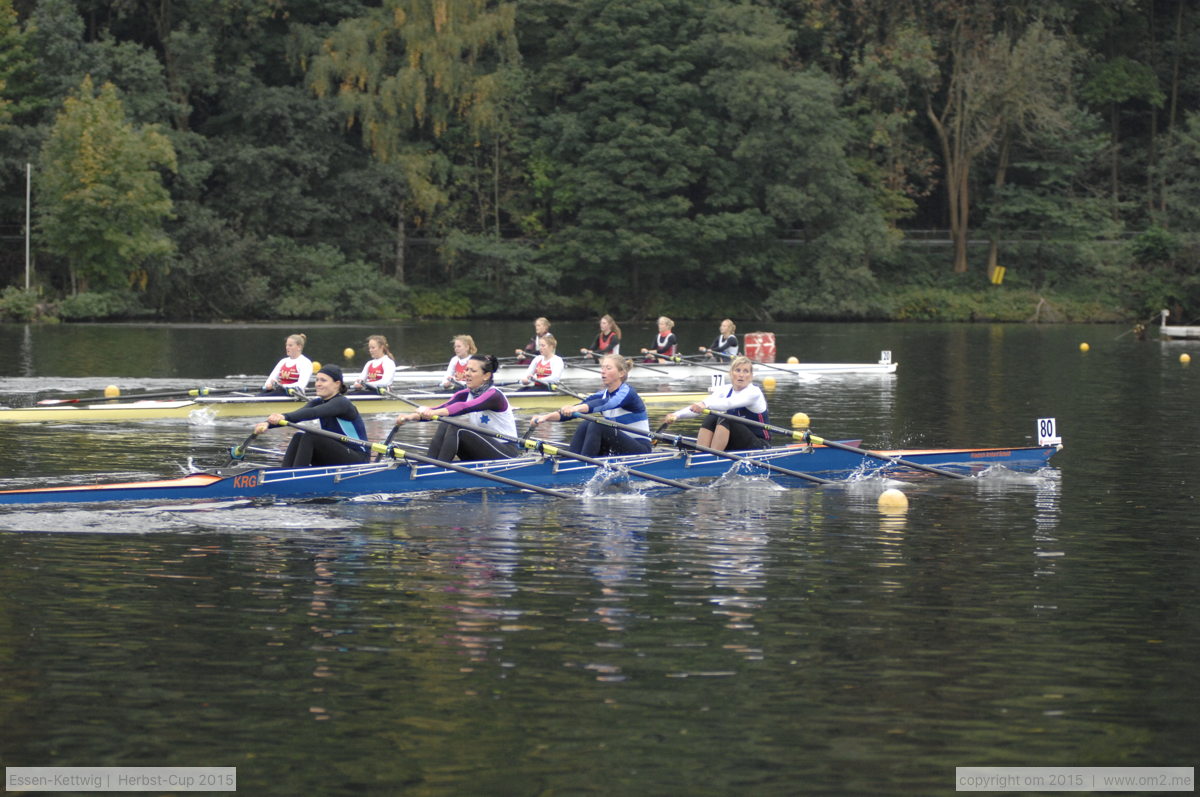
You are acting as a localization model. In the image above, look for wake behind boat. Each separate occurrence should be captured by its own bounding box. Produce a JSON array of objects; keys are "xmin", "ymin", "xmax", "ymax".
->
[
  {"xmin": 0, "ymin": 421, "xmax": 1062, "ymax": 506},
  {"xmin": 0, "ymin": 389, "xmax": 709, "ymax": 424}
]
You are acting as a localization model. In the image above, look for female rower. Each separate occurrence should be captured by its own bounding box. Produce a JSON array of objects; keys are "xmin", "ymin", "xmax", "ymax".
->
[
  {"xmin": 532, "ymin": 354, "xmax": 652, "ymax": 457},
  {"xmin": 580, "ymin": 314, "xmax": 622, "ymax": 362},
  {"xmin": 698, "ymin": 319, "xmax": 738, "ymax": 362},
  {"xmin": 395, "ymin": 354, "xmax": 518, "ymax": 461},
  {"xmin": 255, "ymin": 364, "xmax": 369, "ymax": 467},
  {"xmin": 350, "ymin": 334, "xmax": 397, "ymax": 393},
  {"xmin": 515, "ymin": 317, "xmax": 551, "ymax": 363},
  {"xmin": 441, "ymin": 334, "xmax": 478, "ymax": 389},
  {"xmin": 262, "ymin": 333, "xmax": 313, "ymax": 395},
  {"xmin": 640, "ymin": 316, "xmax": 677, "ymax": 363},
  {"xmin": 519, "ymin": 334, "xmax": 564, "ymax": 389},
  {"xmin": 662, "ymin": 355, "xmax": 769, "ymax": 451}
]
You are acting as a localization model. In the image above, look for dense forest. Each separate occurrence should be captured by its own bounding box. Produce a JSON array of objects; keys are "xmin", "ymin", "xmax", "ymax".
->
[{"xmin": 0, "ymin": 0, "xmax": 1197, "ymax": 324}]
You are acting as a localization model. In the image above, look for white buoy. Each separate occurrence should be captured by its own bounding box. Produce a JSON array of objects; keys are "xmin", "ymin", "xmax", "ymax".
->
[{"xmin": 878, "ymin": 488, "xmax": 908, "ymax": 511}]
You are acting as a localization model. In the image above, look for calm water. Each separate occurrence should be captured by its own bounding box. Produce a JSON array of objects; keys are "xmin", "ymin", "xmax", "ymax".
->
[{"xmin": 0, "ymin": 321, "xmax": 1196, "ymax": 795}]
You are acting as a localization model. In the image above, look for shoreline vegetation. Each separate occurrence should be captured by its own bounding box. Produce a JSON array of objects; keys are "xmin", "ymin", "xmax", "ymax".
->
[{"xmin": 1, "ymin": 2, "xmax": 1198, "ymax": 327}]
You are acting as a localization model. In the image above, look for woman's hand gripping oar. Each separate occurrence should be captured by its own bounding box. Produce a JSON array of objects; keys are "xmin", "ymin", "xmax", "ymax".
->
[{"xmin": 568, "ymin": 412, "xmax": 834, "ymax": 485}]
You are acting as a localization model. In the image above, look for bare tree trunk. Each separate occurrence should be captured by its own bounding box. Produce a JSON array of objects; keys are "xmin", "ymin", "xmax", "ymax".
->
[
  {"xmin": 395, "ymin": 199, "xmax": 406, "ymax": 285},
  {"xmin": 986, "ymin": 134, "xmax": 1012, "ymax": 278},
  {"xmin": 1110, "ymin": 103, "xmax": 1121, "ymax": 221},
  {"xmin": 494, "ymin": 138, "xmax": 501, "ymax": 238}
]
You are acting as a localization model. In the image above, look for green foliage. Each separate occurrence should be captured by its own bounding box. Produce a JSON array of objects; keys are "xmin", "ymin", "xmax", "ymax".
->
[
  {"xmin": 38, "ymin": 76, "xmax": 177, "ymax": 293},
  {"xmin": 57, "ymin": 290, "xmax": 150, "ymax": 320},
  {"xmin": 0, "ymin": 286, "xmax": 42, "ymax": 320},
  {"xmin": 268, "ymin": 239, "xmax": 405, "ymax": 320},
  {"xmin": 406, "ymin": 287, "xmax": 472, "ymax": 319}
]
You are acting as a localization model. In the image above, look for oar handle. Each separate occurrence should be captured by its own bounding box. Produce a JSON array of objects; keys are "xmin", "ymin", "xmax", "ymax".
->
[
  {"xmin": 577, "ymin": 413, "xmax": 833, "ymax": 484},
  {"xmin": 699, "ymin": 408, "xmax": 808, "ymax": 442}
]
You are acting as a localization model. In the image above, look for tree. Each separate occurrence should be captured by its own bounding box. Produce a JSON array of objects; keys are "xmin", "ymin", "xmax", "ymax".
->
[
  {"xmin": 38, "ymin": 75, "xmax": 176, "ymax": 293},
  {"xmin": 308, "ymin": 0, "xmax": 519, "ymax": 283},
  {"xmin": 923, "ymin": 7, "xmax": 1080, "ymax": 274}
]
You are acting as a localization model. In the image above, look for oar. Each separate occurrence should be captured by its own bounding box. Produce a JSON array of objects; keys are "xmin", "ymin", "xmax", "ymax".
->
[
  {"xmin": 37, "ymin": 386, "xmax": 230, "ymax": 405},
  {"xmin": 696, "ymin": 409, "xmax": 968, "ymax": 480},
  {"xmin": 227, "ymin": 429, "xmax": 262, "ymax": 463},
  {"xmin": 652, "ymin": 351, "xmax": 801, "ymax": 378},
  {"xmin": 266, "ymin": 420, "xmax": 573, "ymax": 498},
  {"xmin": 436, "ymin": 416, "xmax": 693, "ymax": 490},
  {"xmin": 544, "ymin": 406, "xmax": 833, "ymax": 485}
]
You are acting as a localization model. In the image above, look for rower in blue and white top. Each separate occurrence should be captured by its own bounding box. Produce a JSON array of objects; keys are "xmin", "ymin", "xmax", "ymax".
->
[
  {"xmin": 663, "ymin": 356, "xmax": 769, "ymax": 451},
  {"xmin": 532, "ymin": 354, "xmax": 652, "ymax": 457},
  {"xmin": 255, "ymin": 364, "xmax": 369, "ymax": 467},
  {"xmin": 698, "ymin": 319, "xmax": 738, "ymax": 362},
  {"xmin": 395, "ymin": 354, "xmax": 518, "ymax": 461}
]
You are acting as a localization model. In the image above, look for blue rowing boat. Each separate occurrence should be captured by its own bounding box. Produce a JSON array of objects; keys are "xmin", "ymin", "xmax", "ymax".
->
[{"xmin": 0, "ymin": 441, "xmax": 1060, "ymax": 506}]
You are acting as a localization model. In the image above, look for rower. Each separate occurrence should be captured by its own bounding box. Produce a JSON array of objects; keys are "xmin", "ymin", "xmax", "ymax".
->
[
  {"xmin": 698, "ymin": 319, "xmax": 738, "ymax": 362},
  {"xmin": 395, "ymin": 354, "xmax": 518, "ymax": 461},
  {"xmin": 639, "ymin": 316, "xmax": 677, "ymax": 363},
  {"xmin": 441, "ymin": 335, "xmax": 477, "ymax": 389},
  {"xmin": 580, "ymin": 314, "xmax": 622, "ymax": 362},
  {"xmin": 514, "ymin": 317, "xmax": 551, "ymax": 364},
  {"xmin": 531, "ymin": 354, "xmax": 652, "ymax": 457},
  {"xmin": 518, "ymin": 334, "xmax": 564, "ymax": 390},
  {"xmin": 350, "ymin": 334, "xmax": 397, "ymax": 393},
  {"xmin": 662, "ymin": 355, "xmax": 768, "ymax": 452},
  {"xmin": 261, "ymin": 333, "xmax": 312, "ymax": 395},
  {"xmin": 256, "ymin": 364, "xmax": 369, "ymax": 467}
]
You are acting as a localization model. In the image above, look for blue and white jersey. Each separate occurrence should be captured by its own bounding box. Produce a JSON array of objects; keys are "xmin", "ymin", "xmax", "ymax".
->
[{"xmin": 582, "ymin": 382, "xmax": 649, "ymax": 440}]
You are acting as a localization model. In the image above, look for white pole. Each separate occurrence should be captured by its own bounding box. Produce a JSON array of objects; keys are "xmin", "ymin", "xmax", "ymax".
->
[{"xmin": 25, "ymin": 162, "xmax": 31, "ymax": 290}]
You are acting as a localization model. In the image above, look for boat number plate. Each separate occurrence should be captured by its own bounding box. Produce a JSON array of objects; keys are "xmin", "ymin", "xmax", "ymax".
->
[{"xmin": 1037, "ymin": 418, "xmax": 1061, "ymax": 446}]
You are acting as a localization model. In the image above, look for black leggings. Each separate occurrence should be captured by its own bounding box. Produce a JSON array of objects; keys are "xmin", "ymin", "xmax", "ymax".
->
[
  {"xmin": 699, "ymin": 414, "xmax": 768, "ymax": 450},
  {"xmin": 569, "ymin": 420, "xmax": 653, "ymax": 457},
  {"xmin": 427, "ymin": 423, "xmax": 518, "ymax": 462},
  {"xmin": 282, "ymin": 432, "xmax": 369, "ymax": 468}
]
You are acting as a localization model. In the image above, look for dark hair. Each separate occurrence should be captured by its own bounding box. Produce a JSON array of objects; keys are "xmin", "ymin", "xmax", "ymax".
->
[
  {"xmin": 318, "ymin": 363, "xmax": 347, "ymax": 393},
  {"xmin": 469, "ymin": 353, "xmax": 500, "ymax": 378}
]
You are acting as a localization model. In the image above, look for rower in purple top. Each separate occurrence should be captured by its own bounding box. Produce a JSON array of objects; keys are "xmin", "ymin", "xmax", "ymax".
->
[{"xmin": 395, "ymin": 354, "xmax": 518, "ymax": 461}]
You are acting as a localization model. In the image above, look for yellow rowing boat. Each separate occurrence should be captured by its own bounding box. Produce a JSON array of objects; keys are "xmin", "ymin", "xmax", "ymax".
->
[{"xmin": 0, "ymin": 390, "xmax": 709, "ymax": 424}]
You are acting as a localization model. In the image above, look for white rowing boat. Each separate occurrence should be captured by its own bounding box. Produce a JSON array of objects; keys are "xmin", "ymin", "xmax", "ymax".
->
[
  {"xmin": 1158, "ymin": 309, "xmax": 1200, "ymax": 340},
  {"xmin": 386, "ymin": 350, "xmax": 898, "ymax": 383}
]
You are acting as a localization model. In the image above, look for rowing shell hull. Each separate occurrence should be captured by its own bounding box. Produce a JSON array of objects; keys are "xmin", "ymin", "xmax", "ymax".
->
[
  {"xmin": 0, "ymin": 443, "xmax": 1059, "ymax": 505},
  {"xmin": 0, "ymin": 390, "xmax": 708, "ymax": 424},
  {"xmin": 392, "ymin": 358, "xmax": 899, "ymax": 384}
]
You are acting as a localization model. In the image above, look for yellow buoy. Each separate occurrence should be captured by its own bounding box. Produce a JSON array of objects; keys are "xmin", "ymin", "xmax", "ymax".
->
[
  {"xmin": 878, "ymin": 488, "xmax": 908, "ymax": 511},
  {"xmin": 761, "ymin": 376, "xmax": 776, "ymax": 390},
  {"xmin": 310, "ymin": 361, "xmax": 321, "ymax": 373},
  {"xmin": 343, "ymin": 347, "xmax": 355, "ymax": 359},
  {"xmin": 791, "ymin": 412, "xmax": 810, "ymax": 428},
  {"xmin": 1079, "ymin": 342, "xmax": 1090, "ymax": 352},
  {"xmin": 1182, "ymin": 353, "xmax": 1192, "ymax": 365},
  {"xmin": 104, "ymin": 385, "xmax": 120, "ymax": 398},
  {"xmin": 787, "ymin": 356, "xmax": 799, "ymax": 364}
]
